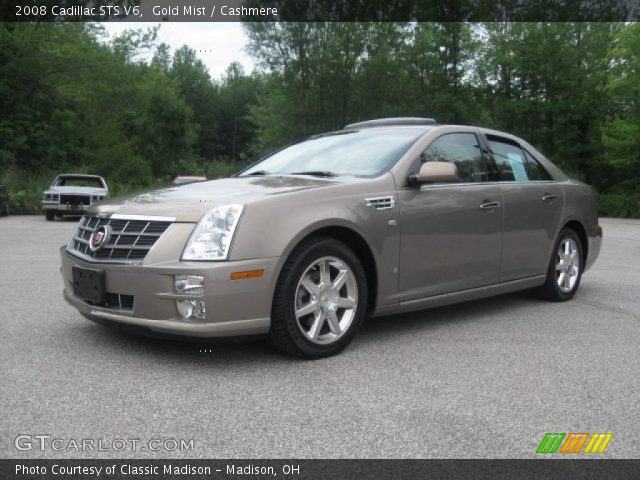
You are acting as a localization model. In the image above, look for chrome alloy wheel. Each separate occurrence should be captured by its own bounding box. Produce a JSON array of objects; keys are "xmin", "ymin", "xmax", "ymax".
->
[
  {"xmin": 556, "ymin": 238, "xmax": 580, "ymax": 293},
  {"xmin": 294, "ymin": 256, "xmax": 358, "ymax": 345}
]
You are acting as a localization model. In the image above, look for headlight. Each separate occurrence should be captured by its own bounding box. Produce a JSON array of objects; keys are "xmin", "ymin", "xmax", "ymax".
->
[{"xmin": 182, "ymin": 204, "xmax": 244, "ymax": 261}]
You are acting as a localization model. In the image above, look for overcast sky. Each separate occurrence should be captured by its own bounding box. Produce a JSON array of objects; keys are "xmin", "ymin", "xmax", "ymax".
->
[{"xmin": 102, "ymin": 22, "xmax": 254, "ymax": 79}]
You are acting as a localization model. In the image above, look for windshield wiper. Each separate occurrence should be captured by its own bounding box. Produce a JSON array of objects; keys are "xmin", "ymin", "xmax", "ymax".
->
[
  {"xmin": 242, "ymin": 170, "xmax": 270, "ymax": 176},
  {"xmin": 290, "ymin": 170, "xmax": 337, "ymax": 178}
]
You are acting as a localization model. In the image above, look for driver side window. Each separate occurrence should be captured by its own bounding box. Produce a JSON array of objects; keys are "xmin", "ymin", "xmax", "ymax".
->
[{"xmin": 419, "ymin": 133, "xmax": 488, "ymax": 183}]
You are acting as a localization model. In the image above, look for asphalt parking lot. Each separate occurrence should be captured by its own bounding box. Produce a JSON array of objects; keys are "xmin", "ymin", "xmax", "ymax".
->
[{"xmin": 0, "ymin": 215, "xmax": 638, "ymax": 458}]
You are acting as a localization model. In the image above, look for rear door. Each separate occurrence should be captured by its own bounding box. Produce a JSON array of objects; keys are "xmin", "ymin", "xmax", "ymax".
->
[
  {"xmin": 483, "ymin": 134, "xmax": 564, "ymax": 281},
  {"xmin": 397, "ymin": 131, "xmax": 503, "ymax": 301}
]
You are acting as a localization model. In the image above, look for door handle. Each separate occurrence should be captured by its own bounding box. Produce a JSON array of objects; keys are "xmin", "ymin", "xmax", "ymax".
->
[
  {"xmin": 541, "ymin": 193, "xmax": 557, "ymax": 203},
  {"xmin": 479, "ymin": 201, "xmax": 501, "ymax": 210}
]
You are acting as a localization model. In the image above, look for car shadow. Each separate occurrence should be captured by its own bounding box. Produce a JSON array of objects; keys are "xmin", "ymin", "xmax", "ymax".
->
[
  {"xmin": 37, "ymin": 215, "xmax": 83, "ymax": 222},
  {"xmin": 78, "ymin": 290, "xmax": 539, "ymax": 365},
  {"xmin": 357, "ymin": 290, "xmax": 538, "ymax": 345}
]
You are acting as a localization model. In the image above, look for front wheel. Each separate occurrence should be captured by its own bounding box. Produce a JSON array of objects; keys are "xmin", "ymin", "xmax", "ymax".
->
[
  {"xmin": 539, "ymin": 228, "xmax": 583, "ymax": 301},
  {"xmin": 269, "ymin": 237, "xmax": 368, "ymax": 359},
  {"xmin": 45, "ymin": 210, "xmax": 55, "ymax": 221}
]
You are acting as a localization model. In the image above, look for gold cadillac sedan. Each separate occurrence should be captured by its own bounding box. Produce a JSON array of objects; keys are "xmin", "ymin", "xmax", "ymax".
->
[{"xmin": 61, "ymin": 118, "xmax": 602, "ymax": 358}]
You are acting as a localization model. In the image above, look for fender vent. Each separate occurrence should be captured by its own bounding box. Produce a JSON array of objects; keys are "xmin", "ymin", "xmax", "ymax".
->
[{"xmin": 365, "ymin": 196, "xmax": 395, "ymax": 210}]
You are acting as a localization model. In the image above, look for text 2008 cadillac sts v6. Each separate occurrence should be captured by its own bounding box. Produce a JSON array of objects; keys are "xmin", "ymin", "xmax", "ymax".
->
[{"xmin": 61, "ymin": 118, "xmax": 602, "ymax": 358}]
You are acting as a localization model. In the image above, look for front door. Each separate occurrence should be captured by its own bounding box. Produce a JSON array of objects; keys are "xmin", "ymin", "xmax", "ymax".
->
[{"xmin": 397, "ymin": 132, "xmax": 503, "ymax": 301}]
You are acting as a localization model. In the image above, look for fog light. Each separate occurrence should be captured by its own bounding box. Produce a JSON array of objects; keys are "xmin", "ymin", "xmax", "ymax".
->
[
  {"xmin": 177, "ymin": 299, "xmax": 206, "ymax": 320},
  {"xmin": 175, "ymin": 275, "xmax": 205, "ymax": 320},
  {"xmin": 175, "ymin": 275, "xmax": 204, "ymax": 295}
]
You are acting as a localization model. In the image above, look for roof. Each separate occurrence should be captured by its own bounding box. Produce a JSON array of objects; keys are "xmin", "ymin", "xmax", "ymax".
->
[
  {"xmin": 344, "ymin": 117, "xmax": 437, "ymax": 129},
  {"xmin": 56, "ymin": 173, "xmax": 104, "ymax": 179}
]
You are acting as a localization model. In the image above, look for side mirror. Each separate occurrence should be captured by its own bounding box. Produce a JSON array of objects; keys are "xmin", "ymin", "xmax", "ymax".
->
[{"xmin": 409, "ymin": 161, "xmax": 460, "ymax": 185}]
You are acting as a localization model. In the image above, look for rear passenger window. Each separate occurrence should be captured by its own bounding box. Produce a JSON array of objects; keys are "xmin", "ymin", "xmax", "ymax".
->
[
  {"xmin": 487, "ymin": 138, "xmax": 529, "ymax": 182},
  {"xmin": 523, "ymin": 149, "xmax": 552, "ymax": 181},
  {"xmin": 420, "ymin": 133, "xmax": 487, "ymax": 183},
  {"xmin": 488, "ymin": 137, "xmax": 553, "ymax": 182}
]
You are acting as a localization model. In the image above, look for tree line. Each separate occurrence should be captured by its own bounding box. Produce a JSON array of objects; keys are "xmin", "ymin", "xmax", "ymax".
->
[{"xmin": 0, "ymin": 22, "xmax": 638, "ymax": 216}]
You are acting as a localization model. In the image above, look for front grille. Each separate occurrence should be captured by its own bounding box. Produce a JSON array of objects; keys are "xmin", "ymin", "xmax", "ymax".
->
[
  {"xmin": 104, "ymin": 293, "xmax": 134, "ymax": 310},
  {"xmin": 68, "ymin": 216, "xmax": 171, "ymax": 263},
  {"xmin": 61, "ymin": 194, "xmax": 90, "ymax": 205},
  {"xmin": 81, "ymin": 291, "xmax": 134, "ymax": 310}
]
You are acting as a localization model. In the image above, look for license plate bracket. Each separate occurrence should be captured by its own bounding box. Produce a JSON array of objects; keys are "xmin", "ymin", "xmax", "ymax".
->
[{"xmin": 72, "ymin": 266, "xmax": 105, "ymax": 304}]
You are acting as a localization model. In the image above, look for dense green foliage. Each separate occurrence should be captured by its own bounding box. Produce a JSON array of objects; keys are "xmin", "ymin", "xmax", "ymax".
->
[
  {"xmin": 0, "ymin": 23, "xmax": 259, "ymax": 212},
  {"xmin": 1, "ymin": 22, "xmax": 639, "ymax": 216}
]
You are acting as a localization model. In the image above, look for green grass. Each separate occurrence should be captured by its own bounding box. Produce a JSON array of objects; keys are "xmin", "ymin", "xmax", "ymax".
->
[{"xmin": 597, "ymin": 192, "xmax": 640, "ymax": 218}]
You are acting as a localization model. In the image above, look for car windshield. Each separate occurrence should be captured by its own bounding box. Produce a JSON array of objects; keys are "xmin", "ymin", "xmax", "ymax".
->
[
  {"xmin": 54, "ymin": 177, "xmax": 104, "ymax": 188},
  {"xmin": 242, "ymin": 128, "xmax": 426, "ymax": 177}
]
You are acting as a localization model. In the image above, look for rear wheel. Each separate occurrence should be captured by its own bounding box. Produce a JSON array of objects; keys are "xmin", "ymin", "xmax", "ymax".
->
[
  {"xmin": 45, "ymin": 210, "xmax": 55, "ymax": 221},
  {"xmin": 539, "ymin": 228, "xmax": 583, "ymax": 301},
  {"xmin": 269, "ymin": 237, "xmax": 368, "ymax": 359}
]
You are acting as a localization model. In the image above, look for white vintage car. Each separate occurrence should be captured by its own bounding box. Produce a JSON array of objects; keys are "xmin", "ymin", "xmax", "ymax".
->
[{"xmin": 42, "ymin": 174, "xmax": 108, "ymax": 220}]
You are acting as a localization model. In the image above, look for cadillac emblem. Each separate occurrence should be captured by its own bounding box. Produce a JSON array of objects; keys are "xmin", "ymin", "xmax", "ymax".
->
[{"xmin": 89, "ymin": 225, "xmax": 111, "ymax": 252}]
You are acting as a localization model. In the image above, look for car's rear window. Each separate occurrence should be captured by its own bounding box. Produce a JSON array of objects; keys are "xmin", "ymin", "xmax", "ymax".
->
[{"xmin": 243, "ymin": 128, "xmax": 427, "ymax": 177}]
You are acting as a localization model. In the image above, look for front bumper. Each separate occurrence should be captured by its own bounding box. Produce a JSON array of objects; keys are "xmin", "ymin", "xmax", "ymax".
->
[
  {"xmin": 43, "ymin": 203, "xmax": 89, "ymax": 213},
  {"xmin": 61, "ymin": 247, "xmax": 281, "ymax": 338}
]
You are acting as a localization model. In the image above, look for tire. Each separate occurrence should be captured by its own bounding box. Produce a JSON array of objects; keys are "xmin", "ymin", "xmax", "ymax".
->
[
  {"xmin": 45, "ymin": 210, "xmax": 55, "ymax": 221},
  {"xmin": 538, "ymin": 228, "xmax": 583, "ymax": 301},
  {"xmin": 269, "ymin": 237, "xmax": 368, "ymax": 359}
]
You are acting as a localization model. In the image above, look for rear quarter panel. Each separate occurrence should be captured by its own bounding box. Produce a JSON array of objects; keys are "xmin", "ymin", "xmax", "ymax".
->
[{"xmin": 562, "ymin": 180, "xmax": 602, "ymax": 270}]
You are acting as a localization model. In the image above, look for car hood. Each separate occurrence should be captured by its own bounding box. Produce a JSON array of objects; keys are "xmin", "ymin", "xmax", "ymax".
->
[
  {"xmin": 90, "ymin": 176, "xmax": 346, "ymax": 222},
  {"xmin": 47, "ymin": 186, "xmax": 108, "ymax": 195}
]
